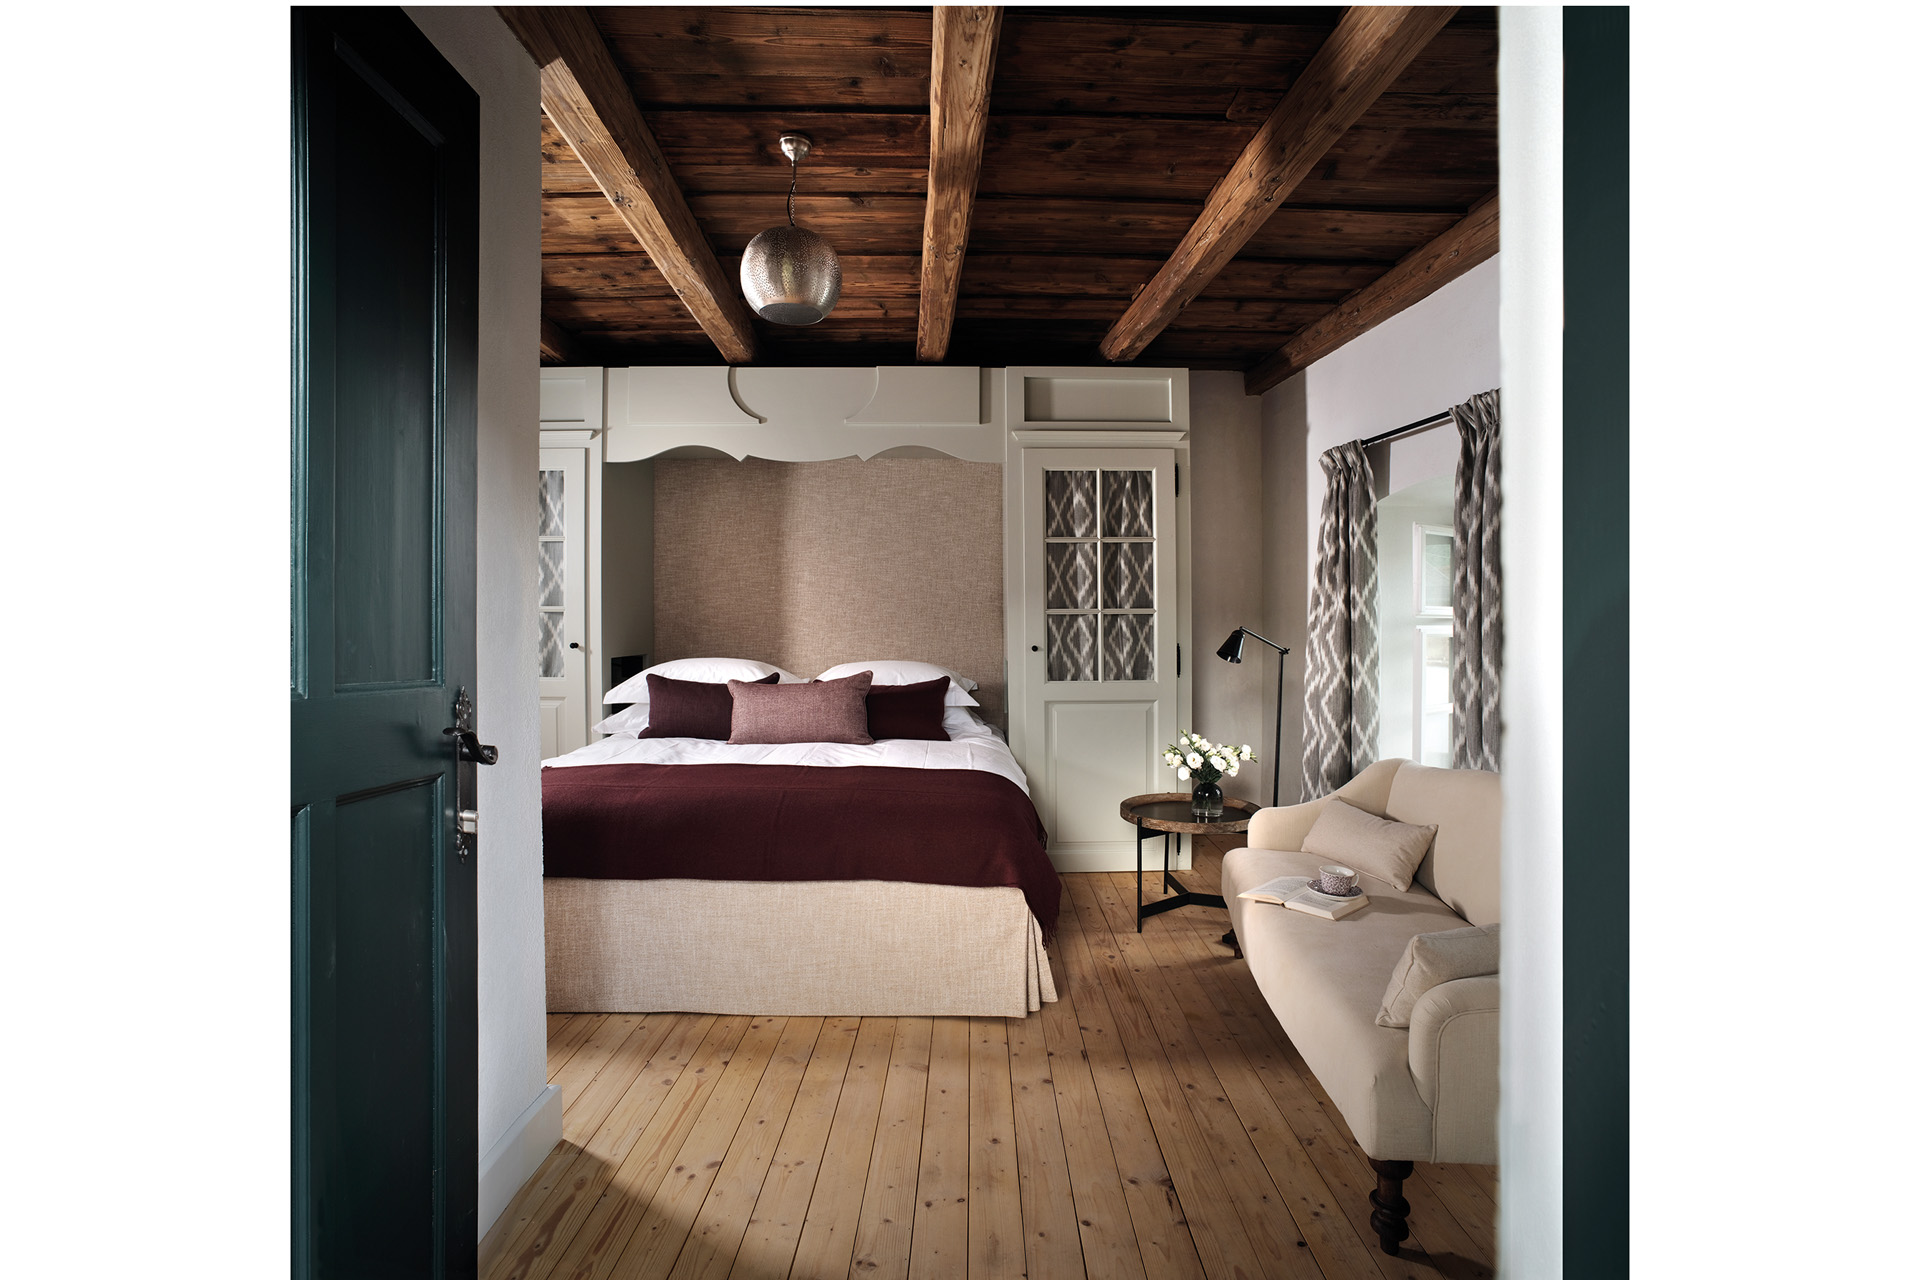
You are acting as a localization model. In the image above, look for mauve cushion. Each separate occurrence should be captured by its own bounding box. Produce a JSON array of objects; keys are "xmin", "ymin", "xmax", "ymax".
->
[
  {"xmin": 865, "ymin": 675, "xmax": 951, "ymax": 741},
  {"xmin": 637, "ymin": 671, "xmax": 777, "ymax": 740},
  {"xmin": 728, "ymin": 672, "xmax": 875, "ymax": 745}
]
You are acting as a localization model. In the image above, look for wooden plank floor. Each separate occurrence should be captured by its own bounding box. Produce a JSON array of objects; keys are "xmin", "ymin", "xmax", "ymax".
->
[{"xmin": 485, "ymin": 839, "xmax": 1497, "ymax": 1280}]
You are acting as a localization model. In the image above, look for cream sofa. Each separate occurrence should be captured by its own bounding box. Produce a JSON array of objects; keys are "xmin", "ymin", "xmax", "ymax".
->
[{"xmin": 1222, "ymin": 758, "xmax": 1499, "ymax": 1255}]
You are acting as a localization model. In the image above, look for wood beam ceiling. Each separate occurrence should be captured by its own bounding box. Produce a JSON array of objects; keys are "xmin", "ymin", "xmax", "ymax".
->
[
  {"xmin": 1245, "ymin": 193, "xmax": 1499, "ymax": 395},
  {"xmin": 1098, "ymin": 6, "xmax": 1457, "ymax": 364},
  {"xmin": 917, "ymin": 6, "xmax": 1003, "ymax": 364},
  {"xmin": 498, "ymin": 6, "xmax": 759, "ymax": 364}
]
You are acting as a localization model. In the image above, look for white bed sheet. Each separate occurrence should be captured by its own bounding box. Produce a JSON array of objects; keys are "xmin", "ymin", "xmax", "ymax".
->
[{"xmin": 542, "ymin": 708, "xmax": 1030, "ymax": 794}]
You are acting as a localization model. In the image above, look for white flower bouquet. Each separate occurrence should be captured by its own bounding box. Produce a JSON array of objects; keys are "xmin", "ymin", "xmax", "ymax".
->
[{"xmin": 1161, "ymin": 732, "xmax": 1256, "ymax": 785}]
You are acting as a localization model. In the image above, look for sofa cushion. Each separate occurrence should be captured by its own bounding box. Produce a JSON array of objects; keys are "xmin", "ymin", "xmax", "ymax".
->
[
  {"xmin": 1376, "ymin": 922, "xmax": 1501, "ymax": 1028},
  {"xmin": 1383, "ymin": 762, "xmax": 1501, "ymax": 927},
  {"xmin": 1223, "ymin": 843, "xmax": 1470, "ymax": 1162},
  {"xmin": 1300, "ymin": 798, "xmax": 1437, "ymax": 892}
]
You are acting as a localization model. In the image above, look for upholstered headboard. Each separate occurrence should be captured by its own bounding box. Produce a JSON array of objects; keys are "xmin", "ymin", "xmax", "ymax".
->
[{"xmin": 652, "ymin": 457, "xmax": 1006, "ymax": 724}]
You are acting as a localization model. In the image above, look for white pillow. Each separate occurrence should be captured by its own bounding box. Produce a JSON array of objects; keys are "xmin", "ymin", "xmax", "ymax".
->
[
  {"xmin": 1300, "ymin": 797, "xmax": 1438, "ymax": 893},
  {"xmin": 1376, "ymin": 923, "xmax": 1500, "ymax": 1028},
  {"xmin": 592, "ymin": 705, "xmax": 648, "ymax": 736},
  {"xmin": 603, "ymin": 658, "xmax": 800, "ymax": 705},
  {"xmin": 814, "ymin": 660, "xmax": 980, "ymax": 707}
]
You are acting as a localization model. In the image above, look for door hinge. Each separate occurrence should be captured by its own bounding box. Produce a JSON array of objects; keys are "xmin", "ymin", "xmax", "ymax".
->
[
  {"xmin": 1174, "ymin": 463, "xmax": 1180, "ymax": 497},
  {"xmin": 1177, "ymin": 643, "xmax": 1182, "ymax": 677}
]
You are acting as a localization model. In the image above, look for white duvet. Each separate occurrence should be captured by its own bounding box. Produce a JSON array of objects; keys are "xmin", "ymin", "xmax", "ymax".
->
[{"xmin": 542, "ymin": 708, "xmax": 1031, "ymax": 795}]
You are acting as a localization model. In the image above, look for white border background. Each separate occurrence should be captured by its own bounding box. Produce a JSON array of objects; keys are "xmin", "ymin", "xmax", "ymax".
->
[{"xmin": 3, "ymin": 3, "xmax": 1915, "ymax": 1274}]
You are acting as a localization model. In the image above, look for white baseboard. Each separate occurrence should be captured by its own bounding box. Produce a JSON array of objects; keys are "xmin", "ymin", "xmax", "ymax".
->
[
  {"xmin": 478, "ymin": 1083, "xmax": 563, "ymax": 1240},
  {"xmin": 1048, "ymin": 841, "xmax": 1192, "ymax": 874}
]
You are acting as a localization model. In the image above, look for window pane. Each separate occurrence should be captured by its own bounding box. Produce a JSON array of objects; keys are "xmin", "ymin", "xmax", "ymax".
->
[
  {"xmin": 1100, "ymin": 470, "xmax": 1154, "ymax": 537},
  {"xmin": 1100, "ymin": 541, "xmax": 1154, "ymax": 609},
  {"xmin": 1419, "ymin": 627, "xmax": 1451, "ymax": 766},
  {"xmin": 1421, "ymin": 530, "xmax": 1454, "ymax": 611},
  {"xmin": 1047, "ymin": 613, "xmax": 1097, "ymax": 682},
  {"xmin": 538, "ymin": 610, "xmax": 564, "ymax": 678},
  {"xmin": 1044, "ymin": 470, "xmax": 1097, "ymax": 538},
  {"xmin": 1046, "ymin": 542, "xmax": 1098, "ymax": 610},
  {"xmin": 539, "ymin": 469, "xmax": 564, "ymax": 537},
  {"xmin": 1101, "ymin": 613, "xmax": 1155, "ymax": 681},
  {"xmin": 538, "ymin": 538, "xmax": 564, "ymax": 608}
]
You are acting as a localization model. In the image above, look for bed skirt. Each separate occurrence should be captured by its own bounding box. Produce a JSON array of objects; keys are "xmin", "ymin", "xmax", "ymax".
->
[{"xmin": 544, "ymin": 878, "xmax": 1058, "ymax": 1017}]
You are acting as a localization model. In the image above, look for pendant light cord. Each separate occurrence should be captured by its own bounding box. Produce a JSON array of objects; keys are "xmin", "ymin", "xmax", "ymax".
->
[{"xmin": 787, "ymin": 150, "xmax": 798, "ymax": 227}]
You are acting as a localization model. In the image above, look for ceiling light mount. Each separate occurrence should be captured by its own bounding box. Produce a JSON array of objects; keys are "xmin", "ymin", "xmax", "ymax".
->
[{"xmin": 740, "ymin": 132, "xmax": 842, "ymax": 326}]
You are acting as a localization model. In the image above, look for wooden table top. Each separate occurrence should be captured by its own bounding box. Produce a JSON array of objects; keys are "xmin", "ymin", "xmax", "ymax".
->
[{"xmin": 1119, "ymin": 792, "xmax": 1261, "ymax": 835}]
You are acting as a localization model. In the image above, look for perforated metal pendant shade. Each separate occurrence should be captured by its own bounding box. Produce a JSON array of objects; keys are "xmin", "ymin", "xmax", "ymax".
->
[
  {"xmin": 740, "ymin": 133, "xmax": 842, "ymax": 325},
  {"xmin": 740, "ymin": 224, "xmax": 841, "ymax": 325}
]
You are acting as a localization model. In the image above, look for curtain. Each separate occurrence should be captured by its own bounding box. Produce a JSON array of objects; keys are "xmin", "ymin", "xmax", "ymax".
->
[
  {"xmin": 1450, "ymin": 389, "xmax": 1502, "ymax": 771},
  {"xmin": 1300, "ymin": 441, "xmax": 1380, "ymax": 800}
]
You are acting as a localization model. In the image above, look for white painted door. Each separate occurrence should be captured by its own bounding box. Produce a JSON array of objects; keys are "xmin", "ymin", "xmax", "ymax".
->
[
  {"xmin": 1015, "ymin": 448, "xmax": 1178, "ymax": 872},
  {"xmin": 537, "ymin": 446, "xmax": 589, "ymax": 758}
]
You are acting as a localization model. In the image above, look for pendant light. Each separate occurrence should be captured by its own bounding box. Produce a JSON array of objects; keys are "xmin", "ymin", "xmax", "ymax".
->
[{"xmin": 739, "ymin": 133, "xmax": 842, "ymax": 325}]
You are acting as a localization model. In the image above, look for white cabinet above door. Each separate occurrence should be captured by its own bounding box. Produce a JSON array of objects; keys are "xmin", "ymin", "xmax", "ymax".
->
[{"xmin": 1010, "ymin": 446, "xmax": 1186, "ymax": 872}]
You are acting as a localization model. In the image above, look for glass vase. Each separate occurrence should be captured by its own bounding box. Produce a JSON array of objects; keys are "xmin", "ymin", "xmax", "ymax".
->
[{"xmin": 1191, "ymin": 778, "xmax": 1224, "ymax": 820}]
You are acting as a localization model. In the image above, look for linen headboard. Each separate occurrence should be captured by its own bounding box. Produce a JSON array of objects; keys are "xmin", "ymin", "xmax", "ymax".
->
[{"xmin": 653, "ymin": 456, "xmax": 1006, "ymax": 725}]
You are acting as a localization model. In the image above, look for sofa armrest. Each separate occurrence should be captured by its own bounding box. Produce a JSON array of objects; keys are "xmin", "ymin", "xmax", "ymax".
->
[
  {"xmin": 1407, "ymin": 974, "xmax": 1499, "ymax": 1165},
  {"xmin": 1245, "ymin": 759, "xmax": 1407, "ymax": 850}
]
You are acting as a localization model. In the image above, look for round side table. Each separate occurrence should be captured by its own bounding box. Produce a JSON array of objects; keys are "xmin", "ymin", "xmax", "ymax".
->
[{"xmin": 1118, "ymin": 793, "xmax": 1260, "ymax": 937}]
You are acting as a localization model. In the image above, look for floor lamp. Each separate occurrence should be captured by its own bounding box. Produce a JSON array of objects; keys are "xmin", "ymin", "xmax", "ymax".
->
[{"xmin": 1215, "ymin": 627, "xmax": 1289, "ymax": 808}]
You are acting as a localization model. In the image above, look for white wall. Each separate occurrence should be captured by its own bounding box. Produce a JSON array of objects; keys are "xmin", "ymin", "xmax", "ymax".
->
[
  {"xmin": 1188, "ymin": 371, "xmax": 1270, "ymax": 805},
  {"xmin": 1259, "ymin": 375, "xmax": 1312, "ymax": 806},
  {"xmin": 1498, "ymin": 10, "xmax": 1564, "ymax": 1276},
  {"xmin": 405, "ymin": 5, "xmax": 555, "ymax": 1238}
]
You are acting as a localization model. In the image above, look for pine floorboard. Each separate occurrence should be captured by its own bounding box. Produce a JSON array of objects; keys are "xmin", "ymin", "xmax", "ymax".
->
[{"xmin": 487, "ymin": 847, "xmax": 1498, "ymax": 1280}]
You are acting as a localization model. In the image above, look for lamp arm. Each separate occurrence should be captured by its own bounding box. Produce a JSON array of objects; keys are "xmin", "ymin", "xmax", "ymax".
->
[{"xmin": 1237, "ymin": 626, "xmax": 1290, "ymax": 656}]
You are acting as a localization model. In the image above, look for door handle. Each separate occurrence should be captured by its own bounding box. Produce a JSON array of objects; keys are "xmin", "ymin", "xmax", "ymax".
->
[
  {"xmin": 444, "ymin": 728, "xmax": 499, "ymax": 765},
  {"xmin": 446, "ymin": 687, "xmax": 494, "ymax": 863},
  {"xmin": 569, "ymin": 641, "xmax": 582, "ymax": 650}
]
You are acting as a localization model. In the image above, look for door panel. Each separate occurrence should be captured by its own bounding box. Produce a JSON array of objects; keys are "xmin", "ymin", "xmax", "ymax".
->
[
  {"xmin": 292, "ymin": 9, "xmax": 478, "ymax": 1277},
  {"xmin": 1045, "ymin": 700, "xmax": 1159, "ymax": 845},
  {"xmin": 537, "ymin": 446, "xmax": 589, "ymax": 756},
  {"xmin": 1016, "ymin": 448, "xmax": 1178, "ymax": 871}
]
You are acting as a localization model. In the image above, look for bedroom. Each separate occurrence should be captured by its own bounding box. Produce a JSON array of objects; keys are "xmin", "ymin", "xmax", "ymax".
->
[{"xmin": 291, "ymin": 6, "xmax": 1583, "ymax": 1280}]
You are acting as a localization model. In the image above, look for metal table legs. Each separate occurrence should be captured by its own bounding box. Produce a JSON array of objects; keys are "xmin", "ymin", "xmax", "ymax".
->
[{"xmin": 1133, "ymin": 818, "xmax": 1227, "ymax": 931}]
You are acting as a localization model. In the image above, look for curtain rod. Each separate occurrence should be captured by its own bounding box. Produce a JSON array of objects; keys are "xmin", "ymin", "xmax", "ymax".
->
[{"xmin": 1361, "ymin": 410, "xmax": 1452, "ymax": 449}]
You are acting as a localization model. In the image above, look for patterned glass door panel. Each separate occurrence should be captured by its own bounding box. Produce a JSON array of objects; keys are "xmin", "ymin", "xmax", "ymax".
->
[
  {"xmin": 1043, "ymin": 468, "xmax": 1156, "ymax": 681},
  {"xmin": 537, "ymin": 469, "xmax": 565, "ymax": 677}
]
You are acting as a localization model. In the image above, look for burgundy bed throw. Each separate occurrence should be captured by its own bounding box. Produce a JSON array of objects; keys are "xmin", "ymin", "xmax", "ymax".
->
[{"xmin": 541, "ymin": 764, "xmax": 1060, "ymax": 936}]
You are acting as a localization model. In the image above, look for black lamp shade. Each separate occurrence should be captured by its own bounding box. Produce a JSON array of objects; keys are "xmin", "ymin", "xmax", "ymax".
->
[{"xmin": 1216, "ymin": 629, "xmax": 1247, "ymax": 663}]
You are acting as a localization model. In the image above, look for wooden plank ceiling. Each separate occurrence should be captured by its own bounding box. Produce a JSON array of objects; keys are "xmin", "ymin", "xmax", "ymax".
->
[{"xmin": 535, "ymin": 5, "xmax": 1499, "ymax": 373}]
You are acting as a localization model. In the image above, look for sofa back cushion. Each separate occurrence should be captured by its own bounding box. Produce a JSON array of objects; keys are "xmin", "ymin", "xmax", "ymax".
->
[{"xmin": 1385, "ymin": 762, "xmax": 1502, "ymax": 926}]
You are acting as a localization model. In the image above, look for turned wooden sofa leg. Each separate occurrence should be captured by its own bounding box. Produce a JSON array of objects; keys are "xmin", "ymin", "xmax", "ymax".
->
[{"xmin": 1367, "ymin": 1157, "xmax": 1414, "ymax": 1255}]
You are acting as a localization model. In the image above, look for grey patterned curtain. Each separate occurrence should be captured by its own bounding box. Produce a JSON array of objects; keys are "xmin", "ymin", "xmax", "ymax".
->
[
  {"xmin": 1300, "ymin": 442, "xmax": 1380, "ymax": 799},
  {"xmin": 1450, "ymin": 389, "xmax": 1502, "ymax": 771}
]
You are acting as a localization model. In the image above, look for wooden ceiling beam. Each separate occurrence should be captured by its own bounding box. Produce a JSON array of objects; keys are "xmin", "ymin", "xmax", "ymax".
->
[
  {"xmin": 917, "ymin": 6, "xmax": 1003, "ymax": 364},
  {"xmin": 498, "ymin": 7, "xmax": 758, "ymax": 364},
  {"xmin": 1098, "ymin": 5, "xmax": 1456, "ymax": 364},
  {"xmin": 539, "ymin": 316, "xmax": 582, "ymax": 365},
  {"xmin": 1244, "ymin": 192, "xmax": 1498, "ymax": 395}
]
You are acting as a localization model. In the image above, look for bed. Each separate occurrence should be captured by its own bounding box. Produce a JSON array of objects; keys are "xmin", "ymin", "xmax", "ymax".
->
[{"xmin": 540, "ymin": 690, "xmax": 1060, "ymax": 1019}]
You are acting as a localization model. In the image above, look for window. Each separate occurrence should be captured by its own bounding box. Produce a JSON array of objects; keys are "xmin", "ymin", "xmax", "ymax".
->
[
  {"xmin": 1042, "ymin": 468, "xmax": 1156, "ymax": 681},
  {"xmin": 537, "ymin": 468, "xmax": 566, "ymax": 676},
  {"xmin": 1412, "ymin": 524, "xmax": 1454, "ymax": 765}
]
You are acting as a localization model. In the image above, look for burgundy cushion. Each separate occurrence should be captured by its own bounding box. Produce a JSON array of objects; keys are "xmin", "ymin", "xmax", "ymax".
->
[
  {"xmin": 728, "ymin": 672, "xmax": 875, "ymax": 745},
  {"xmin": 865, "ymin": 675, "xmax": 951, "ymax": 741},
  {"xmin": 637, "ymin": 671, "xmax": 777, "ymax": 740}
]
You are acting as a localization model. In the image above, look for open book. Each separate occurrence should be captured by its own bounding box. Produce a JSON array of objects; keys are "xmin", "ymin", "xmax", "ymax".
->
[{"xmin": 1237, "ymin": 875, "xmax": 1370, "ymax": 921}]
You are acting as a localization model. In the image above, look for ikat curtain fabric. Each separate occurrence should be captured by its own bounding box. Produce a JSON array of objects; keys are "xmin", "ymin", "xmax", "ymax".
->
[
  {"xmin": 1300, "ymin": 441, "xmax": 1381, "ymax": 799},
  {"xmin": 1449, "ymin": 389, "xmax": 1503, "ymax": 771}
]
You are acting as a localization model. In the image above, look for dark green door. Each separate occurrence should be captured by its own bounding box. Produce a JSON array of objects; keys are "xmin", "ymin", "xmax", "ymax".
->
[{"xmin": 292, "ymin": 9, "xmax": 478, "ymax": 1277}]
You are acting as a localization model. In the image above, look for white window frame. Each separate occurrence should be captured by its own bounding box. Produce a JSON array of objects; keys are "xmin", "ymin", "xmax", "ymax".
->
[{"xmin": 1414, "ymin": 522, "xmax": 1456, "ymax": 618}]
